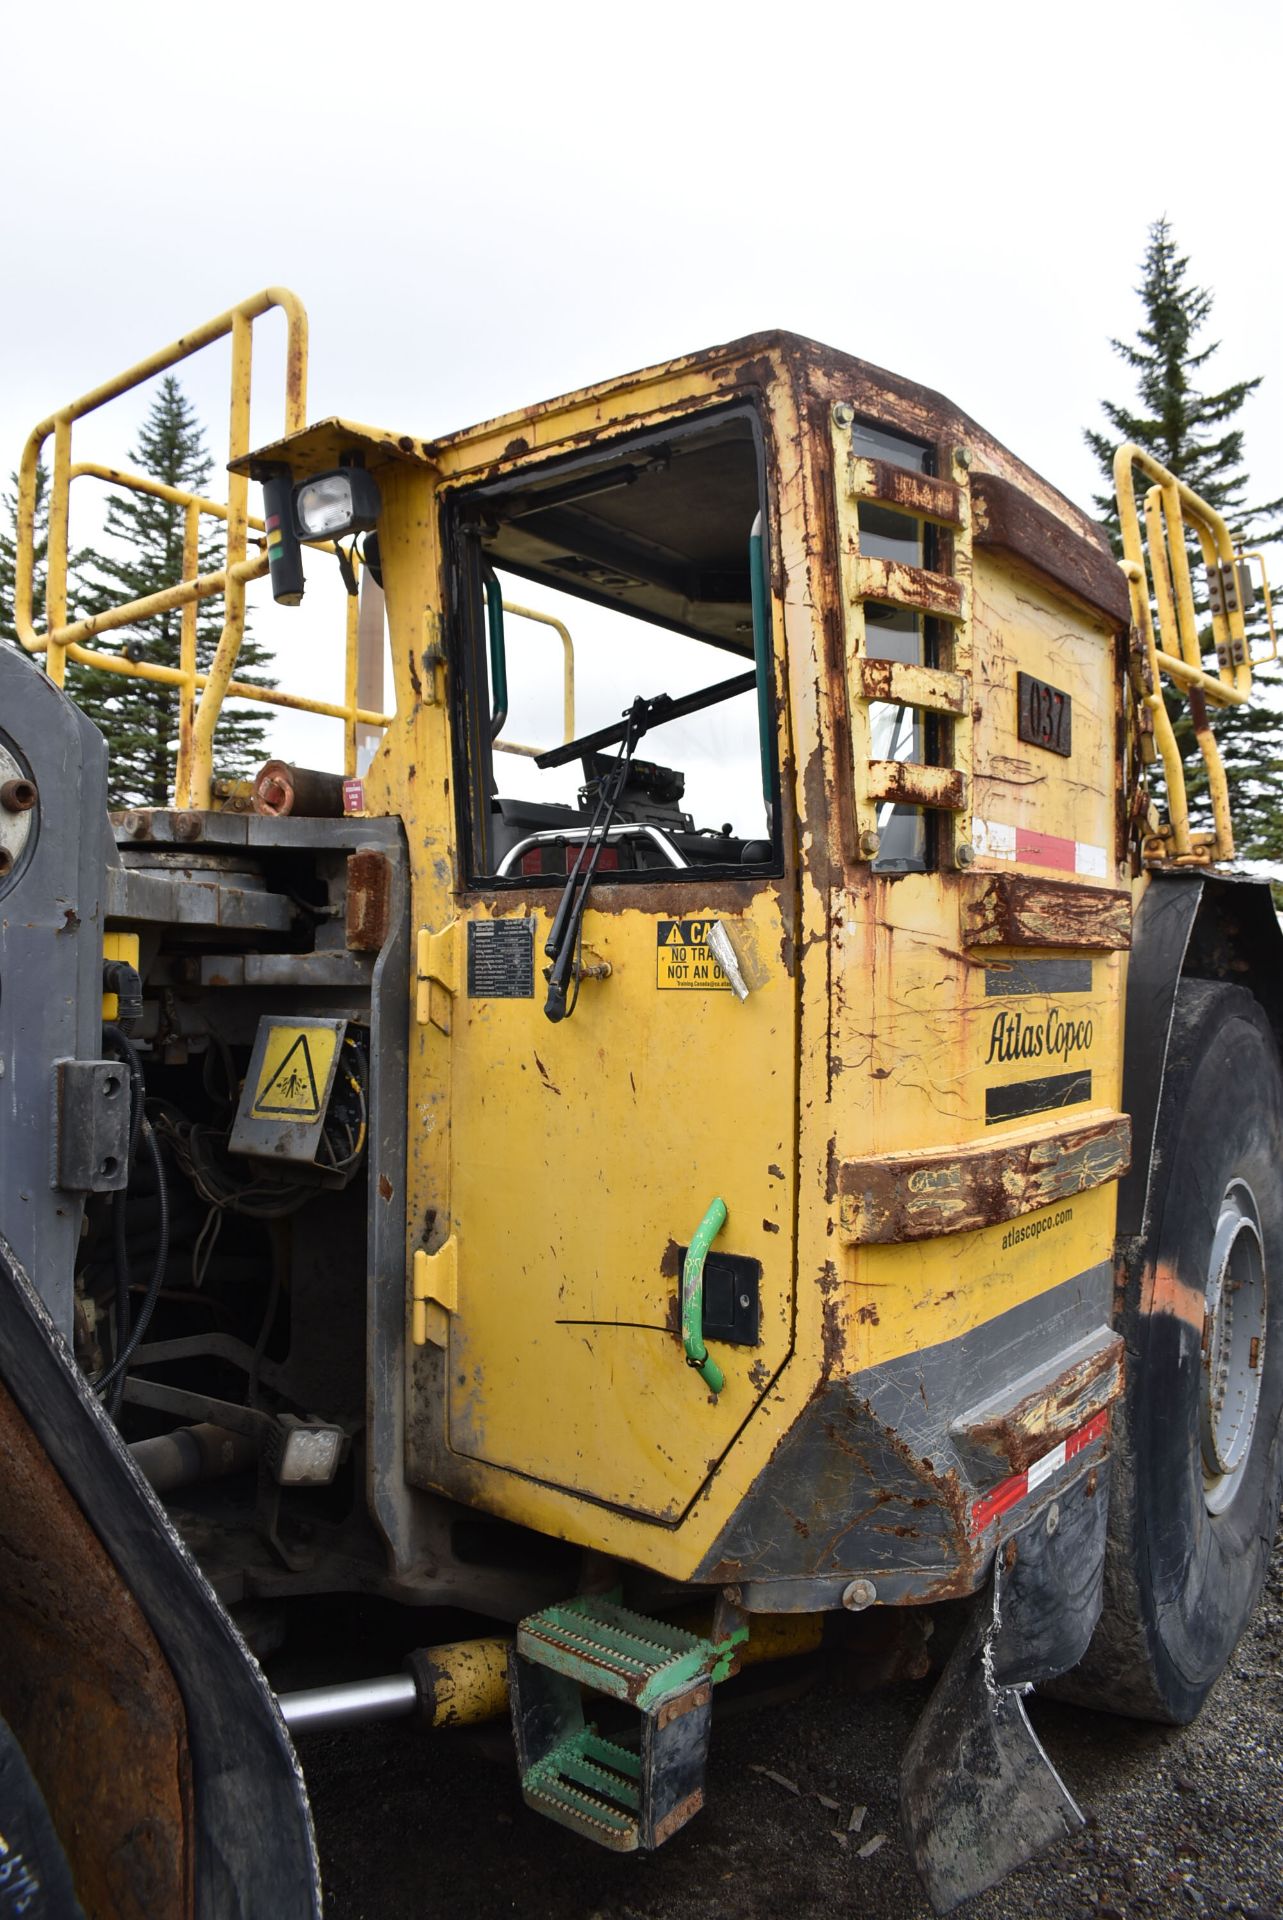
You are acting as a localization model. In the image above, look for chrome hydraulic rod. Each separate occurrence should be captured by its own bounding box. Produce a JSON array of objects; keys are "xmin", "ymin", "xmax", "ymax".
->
[{"xmin": 277, "ymin": 1672, "xmax": 418, "ymax": 1733}]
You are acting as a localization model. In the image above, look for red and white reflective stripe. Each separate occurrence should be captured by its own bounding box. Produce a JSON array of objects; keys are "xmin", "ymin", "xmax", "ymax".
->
[
  {"xmin": 973, "ymin": 817, "xmax": 1108, "ymax": 879},
  {"xmin": 968, "ymin": 1408, "xmax": 1109, "ymax": 1536}
]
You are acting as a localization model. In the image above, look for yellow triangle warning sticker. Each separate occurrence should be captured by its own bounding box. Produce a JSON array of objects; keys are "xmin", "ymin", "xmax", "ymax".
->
[
  {"xmin": 663, "ymin": 921, "xmax": 683, "ymax": 945},
  {"xmin": 252, "ymin": 1026, "xmax": 339, "ymax": 1120}
]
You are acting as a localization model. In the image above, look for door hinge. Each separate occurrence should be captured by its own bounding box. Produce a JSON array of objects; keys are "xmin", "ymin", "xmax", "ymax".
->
[
  {"xmin": 416, "ymin": 921, "xmax": 459, "ymax": 1030},
  {"xmin": 412, "ymin": 1236, "xmax": 458, "ymax": 1348}
]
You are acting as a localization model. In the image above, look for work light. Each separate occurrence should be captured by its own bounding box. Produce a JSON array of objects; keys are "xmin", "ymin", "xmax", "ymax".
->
[{"xmin": 293, "ymin": 468, "xmax": 381, "ymax": 541}]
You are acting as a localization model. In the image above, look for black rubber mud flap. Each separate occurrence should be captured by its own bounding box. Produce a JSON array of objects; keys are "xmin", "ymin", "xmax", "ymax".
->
[
  {"xmin": 901, "ymin": 1460, "xmax": 1108, "ymax": 1912},
  {"xmin": 0, "ymin": 1234, "xmax": 321, "ymax": 1920}
]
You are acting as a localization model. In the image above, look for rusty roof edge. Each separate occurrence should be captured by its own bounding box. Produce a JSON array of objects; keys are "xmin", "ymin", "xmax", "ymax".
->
[
  {"xmin": 228, "ymin": 417, "xmax": 438, "ymax": 479},
  {"xmin": 228, "ymin": 331, "xmax": 1112, "ymax": 561},
  {"xmin": 790, "ymin": 337, "xmax": 1112, "ymax": 554}
]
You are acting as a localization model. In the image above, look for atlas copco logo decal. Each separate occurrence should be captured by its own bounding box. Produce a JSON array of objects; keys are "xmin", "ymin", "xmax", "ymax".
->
[{"xmin": 985, "ymin": 1006, "xmax": 1094, "ymax": 1066}]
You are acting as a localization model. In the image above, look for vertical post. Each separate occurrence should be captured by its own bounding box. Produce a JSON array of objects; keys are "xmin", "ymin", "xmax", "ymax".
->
[
  {"xmin": 344, "ymin": 559, "xmax": 361, "ymax": 777},
  {"xmin": 355, "ymin": 567, "xmax": 386, "ymax": 775},
  {"xmin": 188, "ymin": 312, "xmax": 253, "ymax": 806},
  {"xmin": 45, "ymin": 418, "xmax": 72, "ymax": 688},
  {"xmin": 174, "ymin": 502, "xmax": 202, "ymax": 805}
]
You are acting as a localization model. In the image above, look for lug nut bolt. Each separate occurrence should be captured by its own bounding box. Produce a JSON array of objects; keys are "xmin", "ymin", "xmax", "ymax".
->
[
  {"xmin": 171, "ymin": 811, "xmax": 203, "ymax": 843},
  {"xmin": 0, "ymin": 779, "xmax": 36, "ymax": 813},
  {"xmin": 842, "ymin": 1577, "xmax": 878, "ymax": 1612}
]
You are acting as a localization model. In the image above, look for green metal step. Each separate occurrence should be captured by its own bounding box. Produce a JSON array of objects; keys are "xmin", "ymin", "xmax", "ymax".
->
[
  {"xmin": 516, "ymin": 1596, "xmax": 722, "ymax": 1708},
  {"xmin": 522, "ymin": 1730, "xmax": 644, "ymax": 1851}
]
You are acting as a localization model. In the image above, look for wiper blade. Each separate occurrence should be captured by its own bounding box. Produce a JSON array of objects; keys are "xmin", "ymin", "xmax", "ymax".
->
[
  {"xmin": 543, "ymin": 697, "xmax": 649, "ymax": 1024},
  {"xmin": 533, "ymin": 670, "xmax": 756, "ymax": 771}
]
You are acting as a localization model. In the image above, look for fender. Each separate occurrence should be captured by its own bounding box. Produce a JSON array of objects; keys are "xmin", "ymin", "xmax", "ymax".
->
[{"xmin": 0, "ymin": 1234, "xmax": 320, "ymax": 1920}]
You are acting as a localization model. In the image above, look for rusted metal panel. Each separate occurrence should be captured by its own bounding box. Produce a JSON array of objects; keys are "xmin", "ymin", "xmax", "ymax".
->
[
  {"xmin": 855, "ymin": 555, "xmax": 964, "ymax": 622},
  {"xmin": 836, "ymin": 1112, "xmax": 1132, "ymax": 1245},
  {"xmin": 972, "ymin": 470, "xmax": 1130, "ymax": 627},
  {"xmin": 866, "ymin": 761, "xmax": 966, "ymax": 810},
  {"xmin": 962, "ymin": 874, "xmax": 1132, "ymax": 950},
  {"xmin": 0, "ymin": 1380, "xmax": 189, "ymax": 1919},
  {"xmin": 854, "ymin": 658, "xmax": 969, "ymax": 715},
  {"xmin": 952, "ymin": 1327, "xmax": 1125, "ymax": 1478},
  {"xmin": 346, "ymin": 848, "xmax": 393, "ymax": 951},
  {"xmin": 848, "ymin": 457, "xmax": 963, "ymax": 527}
]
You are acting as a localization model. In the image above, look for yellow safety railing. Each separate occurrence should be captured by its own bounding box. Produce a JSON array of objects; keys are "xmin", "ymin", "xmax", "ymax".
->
[
  {"xmin": 1114, "ymin": 442, "xmax": 1268, "ymax": 864},
  {"xmin": 14, "ymin": 288, "xmax": 392, "ymax": 808},
  {"xmin": 493, "ymin": 601, "xmax": 576, "ymax": 758}
]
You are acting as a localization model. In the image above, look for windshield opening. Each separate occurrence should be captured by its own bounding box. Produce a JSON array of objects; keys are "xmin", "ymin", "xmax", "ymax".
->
[{"xmin": 446, "ymin": 409, "xmax": 779, "ymax": 885}]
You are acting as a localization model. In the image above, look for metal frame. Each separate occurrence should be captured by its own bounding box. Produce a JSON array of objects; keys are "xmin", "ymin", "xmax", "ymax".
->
[
  {"xmin": 1113, "ymin": 441, "xmax": 1266, "ymax": 863},
  {"xmin": 492, "ymin": 600, "xmax": 576, "ymax": 759},
  {"xmin": 14, "ymin": 289, "xmax": 392, "ymax": 808},
  {"xmin": 495, "ymin": 823, "xmax": 687, "ymax": 876}
]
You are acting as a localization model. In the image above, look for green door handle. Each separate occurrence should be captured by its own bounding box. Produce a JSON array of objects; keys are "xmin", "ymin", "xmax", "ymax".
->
[{"xmin": 682, "ymin": 1198, "xmax": 727, "ymax": 1394}]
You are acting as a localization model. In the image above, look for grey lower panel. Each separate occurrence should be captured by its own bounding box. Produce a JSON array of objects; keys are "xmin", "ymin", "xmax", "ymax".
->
[
  {"xmin": 695, "ymin": 1261, "xmax": 1114, "ymax": 1605},
  {"xmin": 0, "ymin": 651, "xmax": 114, "ymax": 1340}
]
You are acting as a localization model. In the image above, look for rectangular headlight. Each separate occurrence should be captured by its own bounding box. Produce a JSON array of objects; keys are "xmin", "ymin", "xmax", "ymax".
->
[{"xmin": 293, "ymin": 467, "xmax": 381, "ymax": 541}]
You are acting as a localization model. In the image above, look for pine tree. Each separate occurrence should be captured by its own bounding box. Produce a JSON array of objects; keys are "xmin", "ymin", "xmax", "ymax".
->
[
  {"xmin": 0, "ymin": 461, "xmax": 50, "ymax": 647},
  {"xmin": 75, "ymin": 377, "xmax": 274, "ymax": 807},
  {"xmin": 1086, "ymin": 218, "xmax": 1283, "ymax": 863}
]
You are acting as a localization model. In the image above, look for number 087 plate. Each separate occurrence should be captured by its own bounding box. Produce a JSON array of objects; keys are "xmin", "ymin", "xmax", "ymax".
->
[{"xmin": 1017, "ymin": 671, "xmax": 1072, "ymax": 757}]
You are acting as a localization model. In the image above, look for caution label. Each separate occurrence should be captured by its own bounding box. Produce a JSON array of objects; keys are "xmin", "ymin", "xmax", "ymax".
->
[
  {"xmin": 251, "ymin": 1024, "xmax": 340, "ymax": 1119},
  {"xmin": 656, "ymin": 919, "xmax": 730, "ymax": 992}
]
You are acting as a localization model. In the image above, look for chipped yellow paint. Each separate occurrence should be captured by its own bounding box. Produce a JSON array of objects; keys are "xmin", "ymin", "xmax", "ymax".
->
[{"xmin": 296, "ymin": 335, "xmax": 1132, "ymax": 1582}]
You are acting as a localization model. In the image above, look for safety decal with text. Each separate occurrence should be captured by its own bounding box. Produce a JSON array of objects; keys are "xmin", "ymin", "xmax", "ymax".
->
[
  {"xmin": 656, "ymin": 919, "xmax": 730, "ymax": 992},
  {"xmin": 251, "ymin": 1024, "xmax": 339, "ymax": 1119}
]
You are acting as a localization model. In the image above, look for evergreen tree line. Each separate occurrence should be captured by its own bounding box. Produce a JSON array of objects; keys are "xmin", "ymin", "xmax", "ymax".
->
[{"xmin": 0, "ymin": 377, "xmax": 273, "ymax": 807}]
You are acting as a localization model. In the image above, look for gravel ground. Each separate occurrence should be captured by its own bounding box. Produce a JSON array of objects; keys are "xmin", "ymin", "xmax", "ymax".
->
[{"xmin": 297, "ymin": 1531, "xmax": 1283, "ymax": 1920}]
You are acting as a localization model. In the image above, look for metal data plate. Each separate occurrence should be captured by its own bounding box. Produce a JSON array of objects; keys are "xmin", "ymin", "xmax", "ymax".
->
[{"xmin": 229, "ymin": 1016, "xmax": 347, "ymax": 1164}]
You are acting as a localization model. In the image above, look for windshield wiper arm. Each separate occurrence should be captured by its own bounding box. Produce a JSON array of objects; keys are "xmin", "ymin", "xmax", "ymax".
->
[
  {"xmin": 543, "ymin": 697, "xmax": 650, "ymax": 1024},
  {"xmin": 533, "ymin": 669, "xmax": 756, "ymax": 771}
]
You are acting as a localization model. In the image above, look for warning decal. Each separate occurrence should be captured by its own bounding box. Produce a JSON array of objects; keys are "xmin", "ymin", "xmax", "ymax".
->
[
  {"xmin": 251, "ymin": 1025, "xmax": 340, "ymax": 1119},
  {"xmin": 656, "ymin": 919, "xmax": 731, "ymax": 992}
]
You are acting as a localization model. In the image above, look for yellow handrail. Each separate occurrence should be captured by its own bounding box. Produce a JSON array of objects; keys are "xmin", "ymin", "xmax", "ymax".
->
[
  {"xmin": 492, "ymin": 600, "xmax": 576, "ymax": 758},
  {"xmin": 14, "ymin": 288, "xmax": 392, "ymax": 807},
  {"xmin": 1114, "ymin": 442, "xmax": 1259, "ymax": 863}
]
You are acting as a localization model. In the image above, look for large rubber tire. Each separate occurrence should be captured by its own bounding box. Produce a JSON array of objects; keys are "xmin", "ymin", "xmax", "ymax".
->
[{"xmin": 1065, "ymin": 980, "xmax": 1283, "ymax": 1723}]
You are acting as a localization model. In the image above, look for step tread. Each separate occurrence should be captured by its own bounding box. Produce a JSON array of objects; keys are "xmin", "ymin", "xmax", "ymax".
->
[
  {"xmin": 517, "ymin": 1596, "xmax": 718, "ymax": 1707},
  {"xmin": 523, "ymin": 1730, "xmax": 642, "ymax": 1851}
]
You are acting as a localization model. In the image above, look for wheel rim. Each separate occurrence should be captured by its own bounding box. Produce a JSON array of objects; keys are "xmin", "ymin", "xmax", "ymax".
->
[{"xmin": 1201, "ymin": 1178, "xmax": 1268, "ymax": 1515}]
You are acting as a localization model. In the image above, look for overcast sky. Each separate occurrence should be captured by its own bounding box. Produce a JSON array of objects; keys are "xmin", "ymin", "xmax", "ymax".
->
[{"xmin": 4, "ymin": 0, "xmax": 1279, "ymax": 772}]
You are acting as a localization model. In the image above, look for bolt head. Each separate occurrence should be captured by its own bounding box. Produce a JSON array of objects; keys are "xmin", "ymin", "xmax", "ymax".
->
[
  {"xmin": 171, "ymin": 811, "xmax": 203, "ymax": 843},
  {"xmin": 1045, "ymin": 1501, "xmax": 1060, "ymax": 1537},
  {"xmin": 956, "ymin": 842, "xmax": 976, "ymax": 868},
  {"xmin": 954, "ymin": 445, "xmax": 972, "ymax": 470},
  {"xmin": 832, "ymin": 402, "xmax": 855, "ymax": 429},
  {"xmin": 858, "ymin": 830, "xmax": 880, "ymax": 859},
  {"xmin": 842, "ymin": 1577, "xmax": 877, "ymax": 1612}
]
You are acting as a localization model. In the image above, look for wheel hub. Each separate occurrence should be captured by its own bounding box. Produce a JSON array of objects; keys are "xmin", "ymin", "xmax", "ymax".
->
[{"xmin": 1201, "ymin": 1179, "xmax": 1267, "ymax": 1515}]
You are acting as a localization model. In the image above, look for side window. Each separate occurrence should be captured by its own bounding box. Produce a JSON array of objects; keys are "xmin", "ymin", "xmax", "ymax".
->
[
  {"xmin": 850, "ymin": 422, "xmax": 937, "ymax": 872},
  {"xmin": 447, "ymin": 411, "xmax": 779, "ymax": 884}
]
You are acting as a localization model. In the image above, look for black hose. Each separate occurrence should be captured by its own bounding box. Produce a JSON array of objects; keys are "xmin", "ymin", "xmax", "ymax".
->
[
  {"xmin": 95, "ymin": 1118, "xmax": 170, "ymax": 1401},
  {"xmin": 101, "ymin": 1023, "xmax": 146, "ymax": 1412}
]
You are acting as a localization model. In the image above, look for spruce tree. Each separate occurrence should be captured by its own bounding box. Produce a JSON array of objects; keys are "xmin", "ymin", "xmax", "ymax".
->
[
  {"xmin": 75, "ymin": 377, "xmax": 274, "ymax": 807},
  {"xmin": 0, "ymin": 461, "xmax": 50, "ymax": 647},
  {"xmin": 1086, "ymin": 218, "xmax": 1283, "ymax": 862}
]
